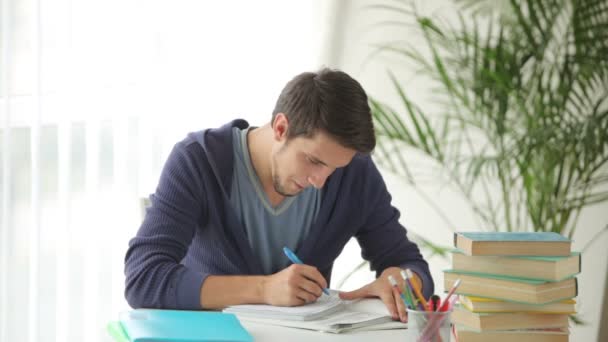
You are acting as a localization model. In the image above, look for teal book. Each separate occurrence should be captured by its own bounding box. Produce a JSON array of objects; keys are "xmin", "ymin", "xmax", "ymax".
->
[
  {"xmin": 454, "ymin": 232, "xmax": 571, "ymax": 256},
  {"xmin": 119, "ymin": 309, "xmax": 253, "ymax": 342},
  {"xmin": 451, "ymin": 249, "xmax": 581, "ymax": 281},
  {"xmin": 444, "ymin": 269, "xmax": 578, "ymax": 305}
]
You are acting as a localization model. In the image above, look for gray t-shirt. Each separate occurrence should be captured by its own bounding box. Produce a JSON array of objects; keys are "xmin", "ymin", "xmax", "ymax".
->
[{"xmin": 230, "ymin": 127, "xmax": 321, "ymax": 274}]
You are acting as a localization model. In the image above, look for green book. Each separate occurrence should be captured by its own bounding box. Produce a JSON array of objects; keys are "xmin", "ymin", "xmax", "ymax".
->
[
  {"xmin": 454, "ymin": 232, "xmax": 571, "ymax": 256},
  {"xmin": 451, "ymin": 249, "xmax": 581, "ymax": 281},
  {"xmin": 444, "ymin": 269, "xmax": 578, "ymax": 305}
]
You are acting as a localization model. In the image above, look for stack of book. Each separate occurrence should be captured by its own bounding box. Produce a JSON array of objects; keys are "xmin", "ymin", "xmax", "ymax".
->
[{"xmin": 445, "ymin": 232, "xmax": 579, "ymax": 342}]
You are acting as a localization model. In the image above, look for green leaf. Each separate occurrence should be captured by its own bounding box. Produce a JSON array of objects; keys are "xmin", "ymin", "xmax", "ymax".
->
[{"xmin": 418, "ymin": 17, "xmax": 445, "ymax": 37}]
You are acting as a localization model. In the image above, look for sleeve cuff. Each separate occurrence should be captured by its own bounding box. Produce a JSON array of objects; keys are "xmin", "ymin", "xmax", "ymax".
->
[
  {"xmin": 401, "ymin": 264, "xmax": 434, "ymax": 300},
  {"xmin": 175, "ymin": 268, "xmax": 208, "ymax": 310}
]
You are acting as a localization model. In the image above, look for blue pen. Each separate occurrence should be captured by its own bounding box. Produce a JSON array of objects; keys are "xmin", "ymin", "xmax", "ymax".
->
[{"xmin": 283, "ymin": 247, "xmax": 330, "ymax": 295}]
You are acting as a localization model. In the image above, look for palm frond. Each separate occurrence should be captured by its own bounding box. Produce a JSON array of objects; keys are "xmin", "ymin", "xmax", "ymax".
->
[{"xmin": 367, "ymin": 0, "xmax": 608, "ymax": 236}]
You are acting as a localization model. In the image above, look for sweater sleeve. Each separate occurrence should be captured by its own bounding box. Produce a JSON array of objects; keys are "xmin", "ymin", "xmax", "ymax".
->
[
  {"xmin": 354, "ymin": 157, "xmax": 435, "ymax": 299},
  {"xmin": 124, "ymin": 141, "xmax": 209, "ymax": 309}
]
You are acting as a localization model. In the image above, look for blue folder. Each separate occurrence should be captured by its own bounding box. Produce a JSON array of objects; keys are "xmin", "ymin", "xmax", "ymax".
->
[{"xmin": 119, "ymin": 309, "xmax": 253, "ymax": 342}]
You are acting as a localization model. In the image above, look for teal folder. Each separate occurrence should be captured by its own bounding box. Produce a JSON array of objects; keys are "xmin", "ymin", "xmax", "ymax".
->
[
  {"xmin": 119, "ymin": 309, "xmax": 253, "ymax": 342},
  {"xmin": 107, "ymin": 321, "xmax": 129, "ymax": 342}
]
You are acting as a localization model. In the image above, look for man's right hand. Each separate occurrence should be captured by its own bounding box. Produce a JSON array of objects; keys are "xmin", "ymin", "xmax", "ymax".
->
[{"xmin": 261, "ymin": 264, "xmax": 328, "ymax": 306}]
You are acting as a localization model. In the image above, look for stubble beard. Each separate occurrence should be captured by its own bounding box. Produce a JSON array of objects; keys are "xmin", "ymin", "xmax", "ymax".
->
[
  {"xmin": 272, "ymin": 172, "xmax": 295, "ymax": 197},
  {"xmin": 271, "ymin": 150, "xmax": 297, "ymax": 197}
]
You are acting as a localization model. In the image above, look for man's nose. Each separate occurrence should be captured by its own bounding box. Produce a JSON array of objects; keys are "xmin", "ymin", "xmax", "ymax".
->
[
  {"xmin": 307, "ymin": 175, "xmax": 325, "ymax": 189},
  {"xmin": 307, "ymin": 169, "xmax": 330, "ymax": 189}
]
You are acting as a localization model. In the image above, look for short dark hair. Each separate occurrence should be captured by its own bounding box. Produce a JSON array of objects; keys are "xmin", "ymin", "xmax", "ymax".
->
[{"xmin": 271, "ymin": 68, "xmax": 375, "ymax": 153}]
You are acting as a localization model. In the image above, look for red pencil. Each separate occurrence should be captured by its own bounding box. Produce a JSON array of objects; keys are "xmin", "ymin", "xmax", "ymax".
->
[{"xmin": 439, "ymin": 279, "xmax": 461, "ymax": 312}]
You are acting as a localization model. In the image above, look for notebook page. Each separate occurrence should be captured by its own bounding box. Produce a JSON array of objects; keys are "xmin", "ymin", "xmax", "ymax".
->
[
  {"xmin": 223, "ymin": 291, "xmax": 343, "ymax": 320},
  {"xmin": 307, "ymin": 310, "xmax": 389, "ymax": 327},
  {"xmin": 238, "ymin": 310, "xmax": 398, "ymax": 333}
]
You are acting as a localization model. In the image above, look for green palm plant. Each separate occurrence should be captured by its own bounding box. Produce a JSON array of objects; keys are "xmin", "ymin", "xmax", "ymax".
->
[
  {"xmin": 336, "ymin": 0, "xmax": 608, "ymax": 290},
  {"xmin": 369, "ymin": 0, "xmax": 608, "ymax": 238}
]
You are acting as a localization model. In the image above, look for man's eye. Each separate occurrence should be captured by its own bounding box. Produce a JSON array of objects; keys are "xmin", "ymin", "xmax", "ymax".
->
[{"xmin": 307, "ymin": 157, "xmax": 320, "ymax": 165}]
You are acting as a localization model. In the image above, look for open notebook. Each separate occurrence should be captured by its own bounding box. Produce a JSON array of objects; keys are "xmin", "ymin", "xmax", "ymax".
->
[
  {"xmin": 223, "ymin": 289, "xmax": 343, "ymax": 321},
  {"xmin": 223, "ymin": 290, "xmax": 406, "ymax": 333}
]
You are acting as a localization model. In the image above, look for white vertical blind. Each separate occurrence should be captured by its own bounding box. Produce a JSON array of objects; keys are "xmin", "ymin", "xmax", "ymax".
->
[
  {"xmin": 83, "ymin": 120, "xmax": 100, "ymax": 342},
  {"xmin": 110, "ymin": 117, "xmax": 129, "ymax": 318},
  {"xmin": 0, "ymin": 1, "xmax": 332, "ymax": 341},
  {"xmin": 1, "ymin": 0, "xmax": 12, "ymax": 340},
  {"xmin": 55, "ymin": 120, "xmax": 71, "ymax": 342},
  {"xmin": 29, "ymin": 0, "xmax": 43, "ymax": 339}
]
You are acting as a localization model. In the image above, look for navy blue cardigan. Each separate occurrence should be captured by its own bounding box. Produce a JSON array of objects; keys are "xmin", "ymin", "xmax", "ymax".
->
[{"xmin": 124, "ymin": 119, "xmax": 433, "ymax": 309}]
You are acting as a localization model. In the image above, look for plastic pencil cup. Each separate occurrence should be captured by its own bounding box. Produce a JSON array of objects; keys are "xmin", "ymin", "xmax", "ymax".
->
[{"xmin": 406, "ymin": 308, "xmax": 452, "ymax": 342}]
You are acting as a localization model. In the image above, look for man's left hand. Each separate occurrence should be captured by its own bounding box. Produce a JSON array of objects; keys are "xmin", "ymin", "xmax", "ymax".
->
[{"xmin": 338, "ymin": 266, "xmax": 422, "ymax": 322}]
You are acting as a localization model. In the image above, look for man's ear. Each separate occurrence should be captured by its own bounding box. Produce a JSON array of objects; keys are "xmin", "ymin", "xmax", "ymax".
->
[{"xmin": 272, "ymin": 113, "xmax": 289, "ymax": 142}]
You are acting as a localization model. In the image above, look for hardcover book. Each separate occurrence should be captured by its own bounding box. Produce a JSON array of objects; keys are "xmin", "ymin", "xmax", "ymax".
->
[
  {"xmin": 444, "ymin": 270, "xmax": 577, "ymax": 304},
  {"xmin": 458, "ymin": 295, "xmax": 576, "ymax": 314},
  {"xmin": 451, "ymin": 305, "xmax": 569, "ymax": 331},
  {"xmin": 455, "ymin": 325, "xmax": 569, "ymax": 342},
  {"xmin": 454, "ymin": 232, "xmax": 571, "ymax": 256},
  {"xmin": 451, "ymin": 249, "xmax": 580, "ymax": 281}
]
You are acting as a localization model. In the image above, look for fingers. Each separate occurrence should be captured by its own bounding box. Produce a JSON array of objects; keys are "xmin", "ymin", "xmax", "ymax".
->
[
  {"xmin": 294, "ymin": 274, "xmax": 323, "ymax": 298},
  {"xmin": 296, "ymin": 264, "xmax": 328, "ymax": 290},
  {"xmin": 283, "ymin": 278, "xmax": 318, "ymax": 306},
  {"xmin": 295, "ymin": 289, "xmax": 318, "ymax": 304},
  {"xmin": 379, "ymin": 291, "xmax": 399, "ymax": 321},
  {"xmin": 392, "ymin": 287, "xmax": 408, "ymax": 323},
  {"xmin": 285, "ymin": 265, "xmax": 325, "ymax": 303},
  {"xmin": 338, "ymin": 285, "xmax": 370, "ymax": 300}
]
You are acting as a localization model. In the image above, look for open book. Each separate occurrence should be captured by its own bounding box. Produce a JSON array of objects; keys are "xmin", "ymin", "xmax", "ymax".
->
[{"xmin": 223, "ymin": 291, "xmax": 406, "ymax": 333}]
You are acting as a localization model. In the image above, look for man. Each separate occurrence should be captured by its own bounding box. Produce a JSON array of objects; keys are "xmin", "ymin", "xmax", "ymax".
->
[{"xmin": 124, "ymin": 68, "xmax": 433, "ymax": 323}]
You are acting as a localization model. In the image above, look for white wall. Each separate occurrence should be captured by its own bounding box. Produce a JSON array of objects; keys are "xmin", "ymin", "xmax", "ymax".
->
[{"xmin": 326, "ymin": 1, "xmax": 608, "ymax": 341}]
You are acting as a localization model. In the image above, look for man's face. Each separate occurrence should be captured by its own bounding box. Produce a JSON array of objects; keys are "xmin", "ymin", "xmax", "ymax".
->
[{"xmin": 270, "ymin": 116, "xmax": 357, "ymax": 197}]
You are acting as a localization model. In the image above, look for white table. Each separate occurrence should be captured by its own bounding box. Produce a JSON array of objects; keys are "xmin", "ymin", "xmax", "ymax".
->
[{"xmin": 239, "ymin": 297, "xmax": 416, "ymax": 341}]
